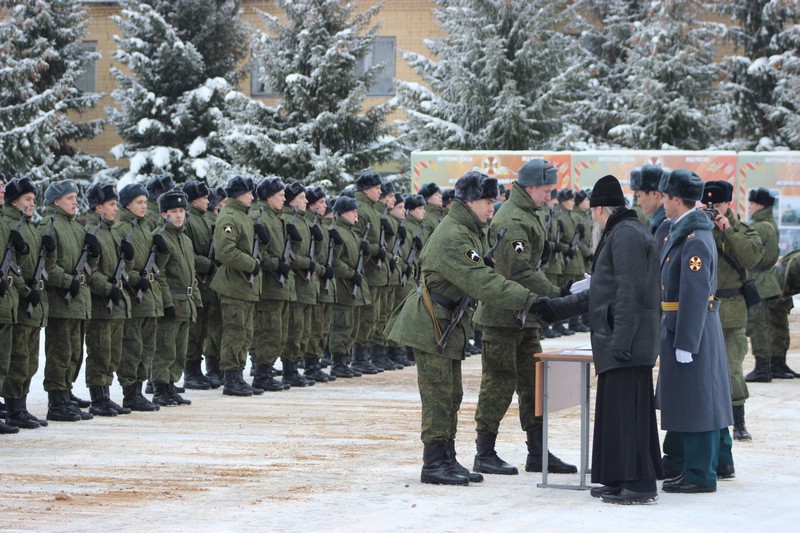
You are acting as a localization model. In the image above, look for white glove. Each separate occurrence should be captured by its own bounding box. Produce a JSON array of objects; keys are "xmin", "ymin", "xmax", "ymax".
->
[
  {"xmin": 676, "ymin": 349, "xmax": 693, "ymax": 363},
  {"xmin": 570, "ymin": 274, "xmax": 591, "ymax": 294}
]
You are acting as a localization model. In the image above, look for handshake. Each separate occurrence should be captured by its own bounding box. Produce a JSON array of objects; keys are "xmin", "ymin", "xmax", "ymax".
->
[{"xmin": 528, "ymin": 275, "xmax": 591, "ymax": 324}]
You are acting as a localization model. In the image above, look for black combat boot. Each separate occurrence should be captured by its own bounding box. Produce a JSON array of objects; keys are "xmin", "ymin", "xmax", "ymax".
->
[
  {"xmin": 320, "ymin": 347, "xmax": 333, "ymax": 368},
  {"xmin": 473, "ymin": 432, "xmax": 518, "ymax": 475},
  {"xmin": 351, "ymin": 346, "xmax": 380, "ymax": 374},
  {"xmin": 385, "ymin": 347, "xmax": 405, "ymax": 368},
  {"xmin": 152, "ymin": 383, "xmax": 178, "ymax": 407},
  {"xmin": 473, "ymin": 329, "xmax": 483, "ymax": 354},
  {"xmin": 330, "ymin": 354, "xmax": 356, "ymax": 378},
  {"xmin": 0, "ymin": 399, "xmax": 5, "ymax": 418},
  {"xmin": 168, "ymin": 383, "xmax": 192, "ymax": 405},
  {"xmin": 347, "ymin": 349, "xmax": 363, "ymax": 377},
  {"xmin": 371, "ymin": 345, "xmax": 399, "ymax": 371},
  {"xmin": 282, "ymin": 360, "xmax": 312, "ymax": 387},
  {"xmin": 304, "ymin": 357, "xmax": 334, "ymax": 382},
  {"xmin": 732, "ymin": 405, "xmax": 752, "ymax": 441},
  {"xmin": 70, "ymin": 392, "xmax": 91, "ymax": 408},
  {"xmin": 0, "ymin": 417, "xmax": 19, "ymax": 434},
  {"xmin": 67, "ymin": 391, "xmax": 93, "ymax": 420},
  {"xmin": 205, "ymin": 357, "xmax": 224, "ymax": 389},
  {"xmin": 252, "ymin": 364, "xmax": 289, "ymax": 392},
  {"xmin": 525, "ymin": 429, "xmax": 577, "ymax": 473},
  {"xmin": 249, "ymin": 355, "xmax": 257, "ymax": 377},
  {"xmin": 222, "ymin": 370, "xmax": 252, "ymax": 397},
  {"xmin": 122, "ymin": 382, "xmax": 159, "ymax": 412},
  {"xmin": 4, "ymin": 397, "xmax": 39, "ymax": 429},
  {"xmin": 770, "ymin": 357, "xmax": 795, "ymax": 379},
  {"xmin": 47, "ymin": 391, "xmax": 80, "ymax": 422},
  {"xmin": 236, "ymin": 370, "xmax": 264, "ymax": 395},
  {"xmin": 568, "ymin": 316, "xmax": 591, "ymax": 333},
  {"xmin": 183, "ymin": 360, "xmax": 212, "ymax": 390},
  {"xmin": 745, "ymin": 357, "xmax": 772, "ymax": 383},
  {"xmin": 445, "ymin": 439, "xmax": 483, "ymax": 482},
  {"xmin": 421, "ymin": 441, "xmax": 469, "ymax": 486},
  {"xmin": 104, "ymin": 386, "xmax": 131, "ymax": 415},
  {"xmin": 89, "ymin": 386, "xmax": 117, "ymax": 417},
  {"xmin": 11, "ymin": 396, "xmax": 47, "ymax": 428}
]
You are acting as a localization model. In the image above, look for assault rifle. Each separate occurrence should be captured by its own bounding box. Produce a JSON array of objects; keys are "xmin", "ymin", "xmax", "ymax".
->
[
  {"xmin": 136, "ymin": 215, "xmax": 169, "ymax": 304},
  {"xmin": 436, "ymin": 227, "xmax": 507, "ymax": 354},
  {"xmin": 1, "ymin": 213, "xmax": 25, "ymax": 294},
  {"xmin": 28, "ymin": 213, "xmax": 54, "ymax": 317},
  {"xmin": 278, "ymin": 208, "xmax": 297, "ymax": 288},
  {"xmin": 65, "ymin": 214, "xmax": 104, "ymax": 304},
  {"xmin": 352, "ymin": 222, "xmax": 371, "ymax": 299},
  {"xmin": 248, "ymin": 207, "xmax": 265, "ymax": 288},
  {"xmin": 322, "ymin": 228, "xmax": 336, "ymax": 295},
  {"xmin": 402, "ymin": 222, "xmax": 426, "ymax": 286},
  {"xmin": 203, "ymin": 224, "xmax": 215, "ymax": 283},
  {"xmin": 376, "ymin": 215, "xmax": 387, "ymax": 268},
  {"xmin": 107, "ymin": 220, "xmax": 136, "ymax": 313},
  {"xmin": 389, "ymin": 215, "xmax": 407, "ymax": 273},
  {"xmin": 564, "ymin": 229, "xmax": 581, "ymax": 263},
  {"xmin": 306, "ymin": 211, "xmax": 319, "ymax": 283},
  {"xmin": 552, "ymin": 210, "xmax": 563, "ymax": 258}
]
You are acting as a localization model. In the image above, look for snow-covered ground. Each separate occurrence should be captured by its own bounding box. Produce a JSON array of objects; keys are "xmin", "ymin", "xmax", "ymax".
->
[{"xmin": 2, "ymin": 315, "xmax": 800, "ymax": 532}]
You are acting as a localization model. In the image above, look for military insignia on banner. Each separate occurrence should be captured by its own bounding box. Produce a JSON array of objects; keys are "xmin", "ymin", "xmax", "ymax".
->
[
  {"xmin": 689, "ymin": 256, "xmax": 702, "ymax": 272},
  {"xmin": 511, "ymin": 240, "xmax": 525, "ymax": 256},
  {"xmin": 464, "ymin": 250, "xmax": 481, "ymax": 264},
  {"xmin": 223, "ymin": 224, "xmax": 233, "ymax": 234}
]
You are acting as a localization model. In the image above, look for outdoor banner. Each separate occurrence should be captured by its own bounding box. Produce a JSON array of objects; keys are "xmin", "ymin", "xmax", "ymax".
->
[{"xmin": 738, "ymin": 152, "xmax": 800, "ymax": 255}]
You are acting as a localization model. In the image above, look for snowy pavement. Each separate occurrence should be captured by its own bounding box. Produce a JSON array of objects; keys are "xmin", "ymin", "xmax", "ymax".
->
[{"xmin": 2, "ymin": 318, "xmax": 800, "ymax": 532}]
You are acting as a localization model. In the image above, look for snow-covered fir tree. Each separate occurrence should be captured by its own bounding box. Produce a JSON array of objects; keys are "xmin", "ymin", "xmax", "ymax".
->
[
  {"xmin": 608, "ymin": 0, "xmax": 726, "ymax": 150},
  {"xmin": 396, "ymin": 0, "xmax": 591, "ymax": 152},
  {"xmin": 222, "ymin": 0, "xmax": 398, "ymax": 191},
  {"xmin": 0, "ymin": 0, "xmax": 105, "ymax": 187},
  {"xmin": 108, "ymin": 0, "xmax": 248, "ymax": 186},
  {"xmin": 712, "ymin": 0, "xmax": 800, "ymax": 150}
]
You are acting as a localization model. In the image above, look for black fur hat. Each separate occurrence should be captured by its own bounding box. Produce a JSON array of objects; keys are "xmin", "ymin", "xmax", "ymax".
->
[
  {"xmin": 404, "ymin": 194, "xmax": 425, "ymax": 210},
  {"xmin": 119, "ymin": 183, "xmax": 148, "ymax": 208},
  {"xmin": 333, "ymin": 196, "xmax": 358, "ymax": 214},
  {"xmin": 517, "ymin": 158, "xmax": 558, "ymax": 187},
  {"xmin": 557, "ymin": 188, "xmax": 575, "ymax": 202},
  {"xmin": 703, "ymin": 180, "xmax": 733, "ymax": 205},
  {"xmin": 631, "ymin": 165, "xmax": 665, "ymax": 192},
  {"xmin": 418, "ymin": 182, "xmax": 441, "ymax": 199},
  {"xmin": 146, "ymin": 175, "xmax": 175, "ymax": 200},
  {"xmin": 339, "ymin": 187, "xmax": 355, "ymax": 199},
  {"xmin": 355, "ymin": 171, "xmax": 382, "ymax": 191},
  {"xmin": 659, "ymin": 169, "xmax": 704, "ymax": 202},
  {"xmin": 224, "ymin": 175, "xmax": 255, "ymax": 199},
  {"xmin": 574, "ymin": 189, "xmax": 588, "ymax": 205},
  {"xmin": 305, "ymin": 186, "xmax": 326, "ymax": 206},
  {"xmin": 86, "ymin": 182, "xmax": 119, "ymax": 209},
  {"xmin": 748, "ymin": 187, "xmax": 775, "ymax": 207},
  {"xmin": 589, "ymin": 175, "xmax": 626, "ymax": 208},
  {"xmin": 454, "ymin": 171, "xmax": 498, "ymax": 202},
  {"xmin": 256, "ymin": 178, "xmax": 285, "ymax": 200},
  {"xmin": 441, "ymin": 188, "xmax": 455, "ymax": 207},
  {"xmin": 158, "ymin": 190, "xmax": 189, "ymax": 212},
  {"xmin": 380, "ymin": 180, "xmax": 396, "ymax": 198},
  {"xmin": 284, "ymin": 181, "xmax": 306, "ymax": 204},
  {"xmin": 4, "ymin": 177, "xmax": 38, "ymax": 205},
  {"xmin": 208, "ymin": 186, "xmax": 226, "ymax": 211},
  {"xmin": 182, "ymin": 181, "xmax": 210, "ymax": 202}
]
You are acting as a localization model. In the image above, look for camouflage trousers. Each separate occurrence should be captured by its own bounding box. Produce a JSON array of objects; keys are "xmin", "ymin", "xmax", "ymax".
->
[
  {"xmin": 152, "ymin": 317, "xmax": 190, "ymax": 385},
  {"xmin": 475, "ymin": 327, "xmax": 542, "ymax": 435},
  {"xmin": 387, "ymin": 283, "xmax": 414, "ymax": 348},
  {"xmin": 204, "ymin": 291, "xmax": 223, "ymax": 360},
  {"xmin": 85, "ymin": 319, "xmax": 124, "ymax": 388},
  {"xmin": 358, "ymin": 284, "xmax": 389, "ymax": 347},
  {"xmin": 746, "ymin": 296, "xmax": 791, "ymax": 360},
  {"xmin": 187, "ymin": 288, "xmax": 217, "ymax": 363},
  {"xmin": 306, "ymin": 302, "xmax": 331, "ymax": 358},
  {"xmin": 282, "ymin": 302, "xmax": 311, "ymax": 363},
  {"xmin": 1, "ymin": 324, "xmax": 40, "ymax": 398},
  {"xmin": 0, "ymin": 322, "xmax": 11, "ymax": 394},
  {"xmin": 219, "ymin": 297, "xmax": 254, "ymax": 372},
  {"xmin": 43, "ymin": 318, "xmax": 85, "ymax": 392},
  {"xmin": 723, "ymin": 327, "xmax": 749, "ymax": 406},
  {"xmin": 416, "ymin": 350, "xmax": 463, "ymax": 444},
  {"xmin": 252, "ymin": 299, "xmax": 289, "ymax": 366},
  {"xmin": 118, "ymin": 316, "xmax": 157, "ymax": 387},
  {"xmin": 329, "ymin": 305, "xmax": 361, "ymax": 356}
]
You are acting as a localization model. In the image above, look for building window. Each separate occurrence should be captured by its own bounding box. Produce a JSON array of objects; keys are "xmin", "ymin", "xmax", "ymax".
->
[
  {"xmin": 250, "ymin": 36, "xmax": 396, "ymax": 98},
  {"xmin": 75, "ymin": 42, "xmax": 97, "ymax": 93}
]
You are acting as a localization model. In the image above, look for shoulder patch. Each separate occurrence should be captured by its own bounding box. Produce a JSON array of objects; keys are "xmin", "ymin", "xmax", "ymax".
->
[
  {"xmin": 464, "ymin": 250, "xmax": 481, "ymax": 264},
  {"xmin": 689, "ymin": 255, "xmax": 702, "ymax": 272},
  {"xmin": 511, "ymin": 240, "xmax": 526, "ymax": 256},
  {"xmin": 223, "ymin": 224, "xmax": 233, "ymax": 234}
]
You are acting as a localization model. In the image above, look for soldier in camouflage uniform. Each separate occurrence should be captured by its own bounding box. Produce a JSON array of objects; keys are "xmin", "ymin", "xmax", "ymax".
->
[
  {"xmin": 317, "ymin": 198, "xmax": 337, "ymax": 368},
  {"xmin": 385, "ymin": 193, "xmax": 414, "ymax": 367},
  {"xmin": 371, "ymin": 181, "xmax": 401, "ymax": 370},
  {"xmin": 3, "ymin": 178, "xmax": 52, "ymax": 430},
  {"xmin": 420, "ymin": 183, "xmax": 446, "ymax": 240},
  {"xmin": 203, "ymin": 187, "xmax": 226, "ymax": 385},
  {"xmin": 42, "ymin": 180, "xmax": 99, "ymax": 422},
  {"xmin": 385, "ymin": 172, "xmax": 538, "ymax": 486},
  {"xmin": 745, "ymin": 188, "xmax": 792, "ymax": 381},
  {"xmin": 143, "ymin": 175, "xmax": 175, "ymax": 232},
  {"xmin": 472, "ymin": 159, "xmax": 577, "ymax": 477},
  {"xmin": 567, "ymin": 191, "xmax": 591, "ymax": 333},
  {"xmin": 702, "ymin": 181, "xmax": 763, "ymax": 441},
  {"xmin": 542, "ymin": 190, "xmax": 567, "ymax": 337},
  {"xmin": 83, "ymin": 183, "xmax": 133, "ymax": 417}
]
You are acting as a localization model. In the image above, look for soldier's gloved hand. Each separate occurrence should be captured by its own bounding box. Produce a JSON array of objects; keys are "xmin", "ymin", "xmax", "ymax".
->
[
  {"xmin": 0, "ymin": 277, "xmax": 7, "ymax": 298},
  {"xmin": 329, "ymin": 228, "xmax": 343, "ymax": 245},
  {"xmin": 310, "ymin": 225, "xmax": 324, "ymax": 242},
  {"xmin": 350, "ymin": 272, "xmax": 362, "ymax": 286},
  {"xmin": 108, "ymin": 285, "xmax": 122, "ymax": 305},
  {"xmin": 27, "ymin": 288, "xmax": 41, "ymax": 307},
  {"xmin": 136, "ymin": 276, "xmax": 151, "ymax": 293},
  {"xmin": 389, "ymin": 257, "xmax": 397, "ymax": 272},
  {"xmin": 676, "ymin": 349, "xmax": 693, "ymax": 364},
  {"xmin": 164, "ymin": 306, "xmax": 176, "ymax": 319},
  {"xmin": 403, "ymin": 265, "xmax": 413, "ymax": 280},
  {"xmin": 287, "ymin": 224, "xmax": 302, "ymax": 242},
  {"xmin": 254, "ymin": 223, "xmax": 270, "ymax": 246},
  {"xmin": 397, "ymin": 226, "xmax": 407, "ymax": 241},
  {"xmin": 10, "ymin": 229, "xmax": 29, "ymax": 255},
  {"xmin": 207, "ymin": 262, "xmax": 217, "ymax": 278},
  {"xmin": 41, "ymin": 234, "xmax": 56, "ymax": 253},
  {"xmin": 84, "ymin": 233, "xmax": 101, "ymax": 258},
  {"xmin": 541, "ymin": 241, "xmax": 551, "ymax": 266},
  {"xmin": 484, "ymin": 256, "xmax": 495, "ymax": 269},
  {"xmin": 152, "ymin": 234, "xmax": 170, "ymax": 254},
  {"xmin": 359, "ymin": 240, "xmax": 370, "ymax": 256},
  {"xmin": 380, "ymin": 218, "xmax": 395, "ymax": 237},
  {"xmin": 68, "ymin": 278, "xmax": 81, "ymax": 298},
  {"xmin": 565, "ymin": 248, "xmax": 576, "ymax": 260},
  {"xmin": 277, "ymin": 260, "xmax": 292, "ymax": 278},
  {"xmin": 577, "ymin": 224, "xmax": 585, "ymax": 238},
  {"xmin": 376, "ymin": 248, "xmax": 387, "ymax": 261},
  {"xmin": 529, "ymin": 297, "xmax": 556, "ymax": 324},
  {"xmin": 413, "ymin": 236, "xmax": 424, "ymax": 252},
  {"xmin": 324, "ymin": 264, "xmax": 335, "ymax": 280},
  {"xmin": 251, "ymin": 262, "xmax": 261, "ymax": 277},
  {"xmin": 120, "ymin": 240, "xmax": 135, "ymax": 261},
  {"xmin": 307, "ymin": 260, "xmax": 316, "ymax": 275},
  {"xmin": 559, "ymin": 281, "xmax": 573, "ymax": 297}
]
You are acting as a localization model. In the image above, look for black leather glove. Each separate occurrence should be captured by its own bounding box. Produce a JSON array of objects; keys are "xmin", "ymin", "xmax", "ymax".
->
[
  {"xmin": 577, "ymin": 224, "xmax": 585, "ymax": 238},
  {"xmin": 403, "ymin": 265, "xmax": 413, "ymax": 279},
  {"xmin": 324, "ymin": 264, "xmax": 335, "ymax": 280},
  {"xmin": 359, "ymin": 240, "xmax": 370, "ymax": 256},
  {"xmin": 287, "ymin": 224, "xmax": 302, "ymax": 242},
  {"xmin": 307, "ymin": 260, "xmax": 316, "ymax": 275},
  {"xmin": 541, "ymin": 241, "xmax": 551, "ymax": 266},
  {"xmin": 136, "ymin": 276, "xmax": 151, "ymax": 293},
  {"xmin": 484, "ymin": 256, "xmax": 494, "ymax": 269},
  {"xmin": 310, "ymin": 225, "xmax": 323, "ymax": 242},
  {"xmin": 152, "ymin": 234, "xmax": 169, "ymax": 254},
  {"xmin": 254, "ymin": 223, "xmax": 270, "ymax": 245},
  {"xmin": 413, "ymin": 236, "xmax": 423, "ymax": 251},
  {"xmin": 0, "ymin": 277, "xmax": 7, "ymax": 298},
  {"xmin": 108, "ymin": 285, "xmax": 122, "ymax": 305},
  {"xmin": 84, "ymin": 233, "xmax": 100, "ymax": 258},
  {"xmin": 68, "ymin": 278, "xmax": 81, "ymax": 298},
  {"xmin": 120, "ymin": 240, "xmax": 135, "ymax": 261},
  {"xmin": 251, "ymin": 262, "xmax": 261, "ymax": 277},
  {"xmin": 397, "ymin": 226, "xmax": 407, "ymax": 241},
  {"xmin": 329, "ymin": 228, "xmax": 343, "ymax": 245},
  {"xmin": 350, "ymin": 272, "xmax": 362, "ymax": 286},
  {"xmin": 389, "ymin": 257, "xmax": 397, "ymax": 272},
  {"xmin": 529, "ymin": 297, "xmax": 556, "ymax": 323},
  {"xmin": 566, "ymin": 248, "xmax": 576, "ymax": 260},
  {"xmin": 27, "ymin": 288, "xmax": 41, "ymax": 307},
  {"xmin": 380, "ymin": 218, "xmax": 395, "ymax": 237},
  {"xmin": 277, "ymin": 260, "xmax": 291, "ymax": 278},
  {"xmin": 164, "ymin": 306, "xmax": 176, "ymax": 319},
  {"xmin": 10, "ymin": 230, "xmax": 29, "ymax": 255},
  {"xmin": 560, "ymin": 281, "xmax": 573, "ymax": 297},
  {"xmin": 41, "ymin": 234, "xmax": 56, "ymax": 253},
  {"xmin": 376, "ymin": 248, "xmax": 387, "ymax": 261}
]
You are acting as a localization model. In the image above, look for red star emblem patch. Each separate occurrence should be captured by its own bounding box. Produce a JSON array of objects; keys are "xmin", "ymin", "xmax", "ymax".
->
[{"xmin": 689, "ymin": 256, "xmax": 702, "ymax": 272}]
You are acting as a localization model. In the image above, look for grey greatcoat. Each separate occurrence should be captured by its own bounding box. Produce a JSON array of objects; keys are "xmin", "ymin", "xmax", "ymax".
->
[{"xmin": 659, "ymin": 210, "xmax": 733, "ymax": 433}]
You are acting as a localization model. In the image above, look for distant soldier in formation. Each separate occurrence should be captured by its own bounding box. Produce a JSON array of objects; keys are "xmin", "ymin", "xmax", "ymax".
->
[
  {"xmin": 203, "ymin": 186, "xmax": 226, "ymax": 386},
  {"xmin": 419, "ymin": 182, "xmax": 445, "ymax": 240},
  {"xmin": 143, "ymin": 175, "xmax": 175, "ymax": 232},
  {"xmin": 631, "ymin": 165, "xmax": 669, "ymax": 242}
]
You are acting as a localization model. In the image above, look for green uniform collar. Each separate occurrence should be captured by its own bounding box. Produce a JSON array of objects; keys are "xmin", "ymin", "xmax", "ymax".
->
[
  {"xmin": 48, "ymin": 205, "xmax": 76, "ymax": 221},
  {"xmin": 119, "ymin": 208, "xmax": 143, "ymax": 224},
  {"xmin": 448, "ymin": 200, "xmax": 484, "ymax": 233},
  {"xmin": 3, "ymin": 204, "xmax": 27, "ymax": 222},
  {"xmin": 508, "ymin": 181, "xmax": 543, "ymax": 213},
  {"xmin": 751, "ymin": 206, "xmax": 774, "ymax": 224},
  {"xmin": 86, "ymin": 210, "xmax": 116, "ymax": 228},
  {"xmin": 189, "ymin": 205, "xmax": 206, "ymax": 218},
  {"xmin": 355, "ymin": 190, "xmax": 377, "ymax": 208},
  {"xmin": 227, "ymin": 198, "xmax": 251, "ymax": 214}
]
